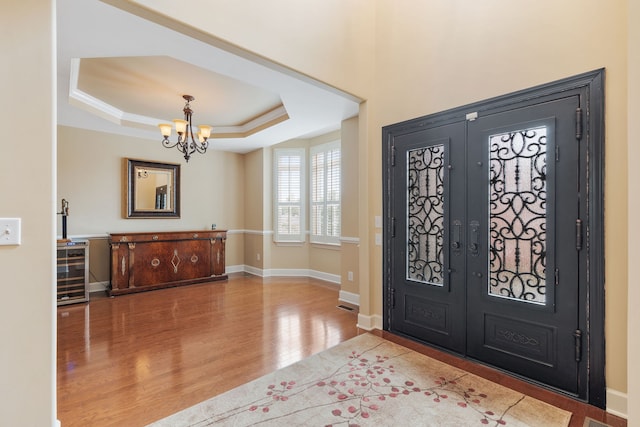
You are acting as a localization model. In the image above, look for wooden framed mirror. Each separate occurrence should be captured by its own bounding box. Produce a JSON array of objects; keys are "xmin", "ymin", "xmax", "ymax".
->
[{"xmin": 126, "ymin": 158, "xmax": 180, "ymax": 218}]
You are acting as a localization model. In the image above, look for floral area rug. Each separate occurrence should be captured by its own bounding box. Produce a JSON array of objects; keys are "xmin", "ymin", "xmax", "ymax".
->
[{"xmin": 148, "ymin": 333, "xmax": 571, "ymax": 426}]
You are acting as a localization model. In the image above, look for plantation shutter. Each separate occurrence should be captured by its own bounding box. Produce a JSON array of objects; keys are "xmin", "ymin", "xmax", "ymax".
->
[
  {"xmin": 274, "ymin": 148, "xmax": 305, "ymax": 242},
  {"xmin": 310, "ymin": 142, "xmax": 341, "ymax": 244}
]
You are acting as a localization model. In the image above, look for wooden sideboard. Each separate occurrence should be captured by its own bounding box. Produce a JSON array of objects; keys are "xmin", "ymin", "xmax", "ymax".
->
[{"xmin": 109, "ymin": 230, "xmax": 227, "ymax": 296}]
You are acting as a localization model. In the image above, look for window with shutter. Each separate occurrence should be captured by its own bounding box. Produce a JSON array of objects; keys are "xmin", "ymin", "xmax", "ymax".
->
[
  {"xmin": 274, "ymin": 148, "xmax": 305, "ymax": 242},
  {"xmin": 310, "ymin": 141, "xmax": 341, "ymax": 245}
]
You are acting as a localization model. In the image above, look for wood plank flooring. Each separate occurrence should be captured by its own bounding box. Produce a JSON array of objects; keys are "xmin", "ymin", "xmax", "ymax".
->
[{"xmin": 57, "ymin": 274, "xmax": 625, "ymax": 427}]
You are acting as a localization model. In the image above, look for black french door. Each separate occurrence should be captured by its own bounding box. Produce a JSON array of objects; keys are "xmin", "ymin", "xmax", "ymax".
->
[
  {"xmin": 387, "ymin": 121, "xmax": 467, "ymax": 354},
  {"xmin": 383, "ymin": 70, "xmax": 605, "ymax": 405},
  {"xmin": 465, "ymin": 97, "xmax": 580, "ymax": 393}
]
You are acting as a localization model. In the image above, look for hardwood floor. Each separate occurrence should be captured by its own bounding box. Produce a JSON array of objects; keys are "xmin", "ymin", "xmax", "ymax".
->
[{"xmin": 57, "ymin": 274, "xmax": 625, "ymax": 426}]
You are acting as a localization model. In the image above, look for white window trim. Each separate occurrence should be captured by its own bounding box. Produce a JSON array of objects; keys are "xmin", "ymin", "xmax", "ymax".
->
[
  {"xmin": 310, "ymin": 141, "xmax": 341, "ymax": 245},
  {"xmin": 273, "ymin": 147, "xmax": 306, "ymax": 243}
]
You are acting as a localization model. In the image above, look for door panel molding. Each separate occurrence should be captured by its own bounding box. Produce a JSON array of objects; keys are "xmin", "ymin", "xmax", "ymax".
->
[
  {"xmin": 382, "ymin": 69, "xmax": 605, "ymax": 407},
  {"xmin": 483, "ymin": 313, "xmax": 556, "ymax": 367}
]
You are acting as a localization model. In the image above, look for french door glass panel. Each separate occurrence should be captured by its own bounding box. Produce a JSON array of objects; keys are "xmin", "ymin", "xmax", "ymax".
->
[
  {"xmin": 488, "ymin": 126, "xmax": 547, "ymax": 305},
  {"xmin": 407, "ymin": 144, "xmax": 445, "ymax": 286}
]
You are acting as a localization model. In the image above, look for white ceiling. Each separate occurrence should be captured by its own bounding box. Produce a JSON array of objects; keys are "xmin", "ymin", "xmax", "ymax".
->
[{"xmin": 57, "ymin": 0, "xmax": 362, "ymax": 154}]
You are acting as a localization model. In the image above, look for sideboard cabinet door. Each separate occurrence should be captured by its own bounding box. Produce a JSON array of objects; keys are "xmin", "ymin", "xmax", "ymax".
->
[{"xmin": 211, "ymin": 234, "xmax": 226, "ymax": 276}]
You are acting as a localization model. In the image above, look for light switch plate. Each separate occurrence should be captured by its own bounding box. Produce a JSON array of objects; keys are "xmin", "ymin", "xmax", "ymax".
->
[{"xmin": 0, "ymin": 218, "xmax": 21, "ymax": 245}]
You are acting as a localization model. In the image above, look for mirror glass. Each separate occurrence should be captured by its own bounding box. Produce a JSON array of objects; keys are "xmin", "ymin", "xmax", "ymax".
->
[{"xmin": 126, "ymin": 159, "xmax": 180, "ymax": 218}]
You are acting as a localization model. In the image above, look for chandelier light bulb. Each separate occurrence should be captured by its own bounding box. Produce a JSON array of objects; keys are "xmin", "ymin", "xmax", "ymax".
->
[
  {"xmin": 173, "ymin": 119, "xmax": 187, "ymax": 135},
  {"xmin": 198, "ymin": 125, "xmax": 212, "ymax": 139},
  {"xmin": 158, "ymin": 123, "xmax": 172, "ymax": 138}
]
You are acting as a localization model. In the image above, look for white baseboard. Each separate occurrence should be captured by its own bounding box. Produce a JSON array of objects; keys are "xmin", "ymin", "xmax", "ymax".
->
[
  {"xmin": 339, "ymin": 290, "xmax": 360, "ymax": 306},
  {"xmin": 243, "ymin": 265, "xmax": 265, "ymax": 277},
  {"xmin": 268, "ymin": 268, "xmax": 315, "ymax": 278},
  {"xmin": 89, "ymin": 281, "xmax": 108, "ymax": 293},
  {"xmin": 225, "ymin": 264, "xmax": 245, "ymax": 274},
  {"xmin": 234, "ymin": 265, "xmax": 341, "ymax": 285},
  {"xmin": 357, "ymin": 313, "xmax": 382, "ymax": 331},
  {"xmin": 606, "ymin": 388, "xmax": 628, "ymax": 419},
  {"xmin": 309, "ymin": 270, "xmax": 340, "ymax": 284}
]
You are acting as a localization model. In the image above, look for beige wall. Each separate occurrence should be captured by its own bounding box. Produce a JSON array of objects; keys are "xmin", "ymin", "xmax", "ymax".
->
[
  {"xmin": 271, "ymin": 245, "xmax": 311, "ymax": 270},
  {"xmin": 309, "ymin": 246, "xmax": 340, "ymax": 276},
  {"xmin": 116, "ymin": 0, "xmax": 376, "ymax": 99},
  {"xmin": 340, "ymin": 116, "xmax": 360, "ymax": 296},
  {"xmin": 58, "ymin": 126, "xmax": 245, "ymax": 235},
  {"xmin": 341, "ymin": 118, "xmax": 360, "ymax": 238},
  {"xmin": 120, "ymin": 0, "xmax": 633, "ymax": 415},
  {"xmin": 87, "ymin": 238, "xmax": 111, "ymax": 283},
  {"xmin": 225, "ymin": 233, "xmax": 244, "ymax": 271},
  {"xmin": 243, "ymin": 149, "xmax": 266, "ymax": 270},
  {"xmin": 627, "ymin": 0, "xmax": 640, "ymax": 424},
  {"xmin": 0, "ymin": 0, "xmax": 55, "ymax": 425},
  {"xmin": 57, "ymin": 126, "xmax": 247, "ymax": 275}
]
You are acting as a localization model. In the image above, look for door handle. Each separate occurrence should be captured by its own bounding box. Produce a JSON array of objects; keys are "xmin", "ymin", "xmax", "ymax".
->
[
  {"xmin": 451, "ymin": 220, "xmax": 462, "ymax": 251},
  {"xmin": 469, "ymin": 220, "xmax": 480, "ymax": 256}
]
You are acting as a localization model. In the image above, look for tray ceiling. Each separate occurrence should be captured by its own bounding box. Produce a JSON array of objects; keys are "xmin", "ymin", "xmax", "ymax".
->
[{"xmin": 57, "ymin": 0, "xmax": 361, "ymax": 154}]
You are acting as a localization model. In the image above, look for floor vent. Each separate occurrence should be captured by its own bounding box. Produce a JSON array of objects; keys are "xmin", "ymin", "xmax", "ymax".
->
[{"xmin": 337, "ymin": 304, "xmax": 355, "ymax": 312}]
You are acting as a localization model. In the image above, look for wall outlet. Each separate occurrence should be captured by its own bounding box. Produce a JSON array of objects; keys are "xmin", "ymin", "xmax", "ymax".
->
[
  {"xmin": 347, "ymin": 271, "xmax": 354, "ymax": 281},
  {"xmin": 256, "ymin": 253, "xmax": 261, "ymax": 261}
]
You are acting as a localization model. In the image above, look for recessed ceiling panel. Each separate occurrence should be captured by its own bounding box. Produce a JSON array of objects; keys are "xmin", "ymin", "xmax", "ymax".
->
[{"xmin": 78, "ymin": 56, "xmax": 283, "ymax": 127}]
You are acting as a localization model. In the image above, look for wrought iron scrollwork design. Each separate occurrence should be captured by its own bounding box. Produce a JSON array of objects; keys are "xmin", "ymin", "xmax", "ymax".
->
[
  {"xmin": 489, "ymin": 127, "xmax": 547, "ymax": 304},
  {"xmin": 407, "ymin": 145, "xmax": 445, "ymax": 286}
]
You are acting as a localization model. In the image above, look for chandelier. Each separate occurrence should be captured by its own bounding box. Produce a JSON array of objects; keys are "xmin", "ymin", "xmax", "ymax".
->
[{"xmin": 158, "ymin": 94, "xmax": 212, "ymax": 162}]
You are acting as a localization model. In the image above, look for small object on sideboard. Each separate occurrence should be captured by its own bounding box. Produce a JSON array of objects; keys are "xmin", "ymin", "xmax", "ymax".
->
[{"xmin": 108, "ymin": 230, "xmax": 227, "ymax": 296}]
